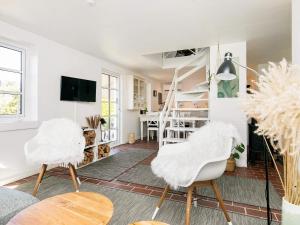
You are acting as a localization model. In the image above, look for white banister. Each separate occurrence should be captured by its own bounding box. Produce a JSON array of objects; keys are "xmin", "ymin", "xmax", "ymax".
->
[{"xmin": 159, "ymin": 48, "xmax": 209, "ymax": 148}]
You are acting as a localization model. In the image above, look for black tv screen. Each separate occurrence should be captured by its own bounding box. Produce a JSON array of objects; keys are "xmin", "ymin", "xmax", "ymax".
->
[{"xmin": 60, "ymin": 76, "xmax": 96, "ymax": 102}]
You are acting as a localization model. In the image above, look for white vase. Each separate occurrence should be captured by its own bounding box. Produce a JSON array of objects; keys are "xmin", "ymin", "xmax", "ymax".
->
[{"xmin": 282, "ymin": 197, "xmax": 300, "ymax": 225}]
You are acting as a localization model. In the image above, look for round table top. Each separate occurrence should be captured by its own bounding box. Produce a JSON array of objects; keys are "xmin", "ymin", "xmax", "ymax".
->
[
  {"xmin": 7, "ymin": 192, "xmax": 113, "ymax": 225},
  {"xmin": 129, "ymin": 221, "xmax": 169, "ymax": 225}
]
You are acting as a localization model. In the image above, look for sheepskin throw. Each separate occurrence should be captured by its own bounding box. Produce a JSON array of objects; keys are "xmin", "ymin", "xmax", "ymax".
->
[
  {"xmin": 24, "ymin": 118, "xmax": 85, "ymax": 165},
  {"xmin": 151, "ymin": 121, "xmax": 242, "ymax": 189}
]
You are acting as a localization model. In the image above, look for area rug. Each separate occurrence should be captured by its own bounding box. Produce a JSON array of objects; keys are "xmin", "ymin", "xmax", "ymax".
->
[
  {"xmin": 77, "ymin": 149, "xmax": 154, "ymax": 180},
  {"xmin": 117, "ymin": 164, "xmax": 282, "ymax": 210},
  {"xmin": 13, "ymin": 176, "xmax": 278, "ymax": 225}
]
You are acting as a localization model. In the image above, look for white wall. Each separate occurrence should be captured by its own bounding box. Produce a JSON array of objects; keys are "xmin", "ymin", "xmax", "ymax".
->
[
  {"xmin": 149, "ymin": 80, "xmax": 163, "ymax": 112},
  {"xmin": 0, "ymin": 20, "xmax": 161, "ymax": 185},
  {"xmin": 293, "ymin": 0, "xmax": 300, "ymax": 64},
  {"xmin": 209, "ymin": 42, "xmax": 248, "ymax": 167},
  {"xmin": 123, "ymin": 75, "xmax": 162, "ymax": 141}
]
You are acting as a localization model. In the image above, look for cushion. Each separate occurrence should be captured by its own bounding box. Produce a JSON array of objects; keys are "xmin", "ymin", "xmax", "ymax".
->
[{"xmin": 0, "ymin": 187, "xmax": 39, "ymax": 225}]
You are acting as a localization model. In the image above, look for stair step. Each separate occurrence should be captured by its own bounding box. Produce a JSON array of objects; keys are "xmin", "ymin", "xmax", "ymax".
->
[
  {"xmin": 171, "ymin": 108, "xmax": 209, "ymax": 111},
  {"xmin": 162, "ymin": 138, "xmax": 186, "ymax": 143},
  {"xmin": 194, "ymin": 80, "xmax": 209, "ymax": 87},
  {"xmin": 175, "ymin": 91, "xmax": 208, "ymax": 102},
  {"xmin": 175, "ymin": 98, "xmax": 209, "ymax": 102},
  {"xmin": 180, "ymin": 89, "xmax": 208, "ymax": 94},
  {"xmin": 166, "ymin": 127, "xmax": 200, "ymax": 132},
  {"xmin": 168, "ymin": 117, "xmax": 209, "ymax": 121}
]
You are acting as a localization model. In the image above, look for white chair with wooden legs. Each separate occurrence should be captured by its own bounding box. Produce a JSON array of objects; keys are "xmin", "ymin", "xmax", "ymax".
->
[
  {"xmin": 32, "ymin": 163, "xmax": 80, "ymax": 196},
  {"xmin": 25, "ymin": 118, "xmax": 85, "ymax": 196},
  {"xmin": 147, "ymin": 120, "xmax": 159, "ymax": 142},
  {"xmin": 151, "ymin": 135, "xmax": 235, "ymax": 225}
]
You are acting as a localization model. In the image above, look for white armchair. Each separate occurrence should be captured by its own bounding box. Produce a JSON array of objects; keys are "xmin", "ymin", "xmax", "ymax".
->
[
  {"xmin": 24, "ymin": 118, "xmax": 85, "ymax": 196},
  {"xmin": 151, "ymin": 122, "xmax": 241, "ymax": 225}
]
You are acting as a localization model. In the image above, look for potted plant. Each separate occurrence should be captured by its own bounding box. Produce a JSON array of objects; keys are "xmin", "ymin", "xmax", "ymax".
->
[
  {"xmin": 243, "ymin": 60, "xmax": 300, "ymax": 224},
  {"xmin": 226, "ymin": 143, "xmax": 245, "ymax": 172}
]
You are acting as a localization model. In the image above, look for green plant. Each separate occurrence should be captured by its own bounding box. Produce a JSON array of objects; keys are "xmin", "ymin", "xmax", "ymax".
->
[{"xmin": 231, "ymin": 143, "xmax": 245, "ymax": 160}]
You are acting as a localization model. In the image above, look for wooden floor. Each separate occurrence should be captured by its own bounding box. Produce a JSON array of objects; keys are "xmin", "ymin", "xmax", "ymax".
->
[{"xmin": 5, "ymin": 140, "xmax": 283, "ymax": 222}]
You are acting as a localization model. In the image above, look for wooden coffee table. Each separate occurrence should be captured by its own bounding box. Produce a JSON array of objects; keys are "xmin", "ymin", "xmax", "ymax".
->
[
  {"xmin": 7, "ymin": 192, "xmax": 113, "ymax": 225},
  {"xmin": 129, "ymin": 221, "xmax": 169, "ymax": 225}
]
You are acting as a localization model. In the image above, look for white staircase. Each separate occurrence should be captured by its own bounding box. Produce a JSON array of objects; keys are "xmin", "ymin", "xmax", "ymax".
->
[{"xmin": 159, "ymin": 48, "xmax": 210, "ymax": 148}]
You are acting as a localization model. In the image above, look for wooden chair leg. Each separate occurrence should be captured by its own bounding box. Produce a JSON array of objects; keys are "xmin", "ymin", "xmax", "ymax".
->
[
  {"xmin": 185, "ymin": 185, "xmax": 194, "ymax": 225},
  {"xmin": 211, "ymin": 180, "xmax": 231, "ymax": 223},
  {"xmin": 193, "ymin": 187, "xmax": 198, "ymax": 207},
  {"xmin": 32, "ymin": 164, "xmax": 47, "ymax": 196},
  {"xmin": 152, "ymin": 185, "xmax": 170, "ymax": 219},
  {"xmin": 72, "ymin": 164, "xmax": 81, "ymax": 185},
  {"xmin": 68, "ymin": 163, "xmax": 79, "ymax": 192}
]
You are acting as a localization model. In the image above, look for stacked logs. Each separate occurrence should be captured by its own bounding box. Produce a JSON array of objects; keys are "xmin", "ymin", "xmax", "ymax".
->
[
  {"xmin": 83, "ymin": 130, "xmax": 96, "ymax": 146},
  {"xmin": 98, "ymin": 144, "xmax": 110, "ymax": 159},
  {"xmin": 78, "ymin": 147, "xmax": 94, "ymax": 166},
  {"xmin": 79, "ymin": 129, "xmax": 96, "ymax": 166}
]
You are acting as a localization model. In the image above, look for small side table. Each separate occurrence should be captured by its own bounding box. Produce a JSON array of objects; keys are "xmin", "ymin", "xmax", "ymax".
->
[
  {"xmin": 129, "ymin": 221, "xmax": 169, "ymax": 225},
  {"xmin": 7, "ymin": 192, "xmax": 113, "ymax": 225}
]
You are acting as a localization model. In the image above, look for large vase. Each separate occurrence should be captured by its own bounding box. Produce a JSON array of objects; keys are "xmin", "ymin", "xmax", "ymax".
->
[{"xmin": 282, "ymin": 198, "xmax": 300, "ymax": 225}]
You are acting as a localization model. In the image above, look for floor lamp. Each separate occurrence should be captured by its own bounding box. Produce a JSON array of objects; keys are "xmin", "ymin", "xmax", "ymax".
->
[{"xmin": 215, "ymin": 52, "xmax": 272, "ymax": 225}]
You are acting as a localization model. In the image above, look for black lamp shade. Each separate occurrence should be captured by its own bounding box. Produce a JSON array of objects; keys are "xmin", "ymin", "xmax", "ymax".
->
[{"xmin": 216, "ymin": 52, "xmax": 237, "ymax": 80}]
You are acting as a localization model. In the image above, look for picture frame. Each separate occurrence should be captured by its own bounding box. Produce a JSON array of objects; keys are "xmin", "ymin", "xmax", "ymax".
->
[{"xmin": 153, "ymin": 90, "xmax": 157, "ymax": 97}]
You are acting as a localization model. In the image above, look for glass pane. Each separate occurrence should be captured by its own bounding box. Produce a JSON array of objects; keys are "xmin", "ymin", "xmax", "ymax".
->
[
  {"xmin": 110, "ymin": 103, "xmax": 117, "ymax": 115},
  {"xmin": 0, "ymin": 70, "xmax": 21, "ymax": 92},
  {"xmin": 134, "ymin": 78, "xmax": 138, "ymax": 95},
  {"xmin": 0, "ymin": 46, "xmax": 22, "ymax": 71},
  {"xmin": 110, "ymin": 116, "xmax": 117, "ymax": 129},
  {"xmin": 102, "ymin": 129, "xmax": 110, "ymax": 141},
  {"xmin": 101, "ymin": 102, "xmax": 109, "ymax": 116},
  {"xmin": 0, "ymin": 94, "xmax": 21, "ymax": 115},
  {"xmin": 110, "ymin": 90, "xmax": 118, "ymax": 102},
  {"xmin": 140, "ymin": 80, "xmax": 146, "ymax": 97},
  {"xmin": 110, "ymin": 76, "xmax": 117, "ymax": 89},
  {"xmin": 110, "ymin": 129, "xmax": 117, "ymax": 141},
  {"xmin": 101, "ymin": 74, "xmax": 109, "ymax": 88},
  {"xmin": 101, "ymin": 117, "xmax": 109, "ymax": 130},
  {"xmin": 101, "ymin": 88, "xmax": 108, "ymax": 102}
]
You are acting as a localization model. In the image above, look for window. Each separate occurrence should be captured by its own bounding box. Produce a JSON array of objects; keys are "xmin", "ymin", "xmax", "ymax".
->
[
  {"xmin": 101, "ymin": 73, "xmax": 120, "ymax": 145},
  {"xmin": 0, "ymin": 43, "xmax": 25, "ymax": 117}
]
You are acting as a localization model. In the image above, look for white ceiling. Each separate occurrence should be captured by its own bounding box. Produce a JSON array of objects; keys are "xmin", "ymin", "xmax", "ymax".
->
[{"xmin": 0, "ymin": 0, "xmax": 291, "ymax": 81}]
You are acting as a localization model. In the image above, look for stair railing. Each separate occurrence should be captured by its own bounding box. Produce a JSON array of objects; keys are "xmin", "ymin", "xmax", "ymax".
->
[
  {"xmin": 159, "ymin": 71, "xmax": 177, "ymax": 148},
  {"xmin": 159, "ymin": 50, "xmax": 208, "ymax": 148}
]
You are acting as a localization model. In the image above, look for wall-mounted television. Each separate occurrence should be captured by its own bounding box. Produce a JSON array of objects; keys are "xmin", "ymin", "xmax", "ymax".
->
[{"xmin": 60, "ymin": 76, "xmax": 96, "ymax": 102}]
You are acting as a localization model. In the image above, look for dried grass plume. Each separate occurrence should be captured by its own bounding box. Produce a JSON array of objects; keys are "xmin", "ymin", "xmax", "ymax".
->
[
  {"xmin": 243, "ymin": 59, "xmax": 300, "ymax": 155},
  {"xmin": 242, "ymin": 59, "xmax": 300, "ymax": 205}
]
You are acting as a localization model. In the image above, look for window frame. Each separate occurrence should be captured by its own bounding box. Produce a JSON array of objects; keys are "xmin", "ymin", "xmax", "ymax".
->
[
  {"xmin": 0, "ymin": 42, "xmax": 26, "ymax": 119},
  {"xmin": 101, "ymin": 72, "xmax": 120, "ymax": 145}
]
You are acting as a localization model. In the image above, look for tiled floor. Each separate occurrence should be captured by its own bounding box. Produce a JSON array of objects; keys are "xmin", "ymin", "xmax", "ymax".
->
[{"xmin": 5, "ymin": 140, "xmax": 283, "ymax": 222}]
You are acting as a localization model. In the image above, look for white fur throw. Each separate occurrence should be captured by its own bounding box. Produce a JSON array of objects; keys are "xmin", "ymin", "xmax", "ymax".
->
[
  {"xmin": 151, "ymin": 121, "xmax": 242, "ymax": 189},
  {"xmin": 24, "ymin": 118, "xmax": 85, "ymax": 165}
]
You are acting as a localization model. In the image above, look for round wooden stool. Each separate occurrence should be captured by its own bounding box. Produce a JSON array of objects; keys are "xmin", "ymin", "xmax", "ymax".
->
[
  {"xmin": 7, "ymin": 192, "xmax": 113, "ymax": 225},
  {"xmin": 129, "ymin": 221, "xmax": 169, "ymax": 225}
]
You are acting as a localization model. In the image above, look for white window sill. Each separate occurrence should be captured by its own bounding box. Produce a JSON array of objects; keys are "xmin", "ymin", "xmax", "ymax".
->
[{"xmin": 0, "ymin": 120, "xmax": 40, "ymax": 132}]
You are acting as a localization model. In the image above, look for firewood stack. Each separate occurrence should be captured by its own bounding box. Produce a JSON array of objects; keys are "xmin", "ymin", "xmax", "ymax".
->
[
  {"xmin": 83, "ymin": 130, "xmax": 96, "ymax": 146},
  {"xmin": 79, "ymin": 147, "xmax": 94, "ymax": 166},
  {"xmin": 98, "ymin": 144, "xmax": 110, "ymax": 159}
]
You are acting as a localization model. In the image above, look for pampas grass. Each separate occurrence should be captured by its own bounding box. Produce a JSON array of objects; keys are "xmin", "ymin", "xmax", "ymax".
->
[{"xmin": 242, "ymin": 59, "xmax": 300, "ymax": 205}]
